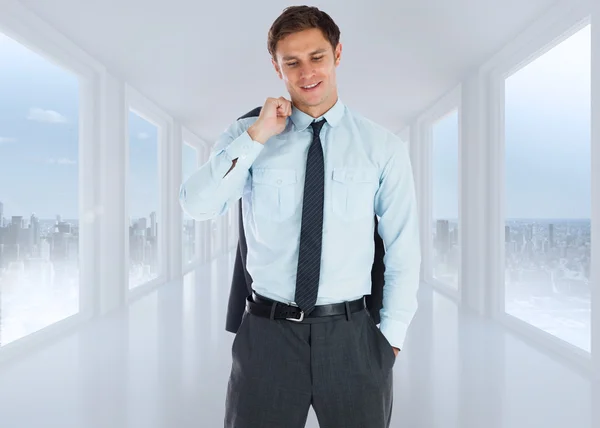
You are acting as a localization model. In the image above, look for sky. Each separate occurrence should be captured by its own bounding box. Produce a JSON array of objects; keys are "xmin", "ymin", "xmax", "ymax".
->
[
  {"xmin": 432, "ymin": 23, "xmax": 591, "ymax": 221},
  {"xmin": 0, "ymin": 24, "xmax": 592, "ymax": 221}
]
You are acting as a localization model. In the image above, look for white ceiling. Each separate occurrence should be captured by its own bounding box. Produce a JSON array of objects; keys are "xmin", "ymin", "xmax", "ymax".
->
[{"xmin": 17, "ymin": 0, "xmax": 558, "ymax": 143}]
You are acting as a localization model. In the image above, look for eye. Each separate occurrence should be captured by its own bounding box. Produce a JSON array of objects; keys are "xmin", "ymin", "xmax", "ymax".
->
[
  {"xmin": 313, "ymin": 56, "xmax": 323, "ymax": 61},
  {"xmin": 287, "ymin": 62, "xmax": 297, "ymax": 67}
]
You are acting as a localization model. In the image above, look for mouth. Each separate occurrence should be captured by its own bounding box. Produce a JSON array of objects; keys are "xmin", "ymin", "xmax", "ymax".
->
[{"xmin": 300, "ymin": 81, "xmax": 322, "ymax": 92}]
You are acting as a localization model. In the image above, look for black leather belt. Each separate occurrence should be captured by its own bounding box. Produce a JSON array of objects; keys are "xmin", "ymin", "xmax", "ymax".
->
[{"xmin": 246, "ymin": 292, "xmax": 366, "ymax": 322}]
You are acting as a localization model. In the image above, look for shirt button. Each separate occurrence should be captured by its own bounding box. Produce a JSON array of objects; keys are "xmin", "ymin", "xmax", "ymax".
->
[{"xmin": 276, "ymin": 179, "xmax": 282, "ymax": 185}]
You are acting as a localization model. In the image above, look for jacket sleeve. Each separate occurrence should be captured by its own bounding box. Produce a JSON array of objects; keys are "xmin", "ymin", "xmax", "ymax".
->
[{"xmin": 179, "ymin": 121, "xmax": 264, "ymax": 221}]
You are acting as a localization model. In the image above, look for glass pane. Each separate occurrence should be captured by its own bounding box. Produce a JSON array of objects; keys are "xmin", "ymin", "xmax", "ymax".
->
[
  {"xmin": 432, "ymin": 108, "xmax": 460, "ymax": 288},
  {"xmin": 0, "ymin": 32, "xmax": 80, "ymax": 346},
  {"xmin": 504, "ymin": 24, "xmax": 591, "ymax": 352},
  {"xmin": 128, "ymin": 110, "xmax": 159, "ymax": 288},
  {"xmin": 182, "ymin": 142, "xmax": 197, "ymax": 265}
]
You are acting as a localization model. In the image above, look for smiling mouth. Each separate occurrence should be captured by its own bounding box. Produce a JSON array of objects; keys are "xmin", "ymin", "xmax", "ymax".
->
[{"xmin": 300, "ymin": 81, "xmax": 321, "ymax": 91}]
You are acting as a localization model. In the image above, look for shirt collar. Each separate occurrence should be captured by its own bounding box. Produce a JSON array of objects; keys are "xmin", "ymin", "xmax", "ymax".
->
[{"xmin": 289, "ymin": 98, "xmax": 345, "ymax": 132}]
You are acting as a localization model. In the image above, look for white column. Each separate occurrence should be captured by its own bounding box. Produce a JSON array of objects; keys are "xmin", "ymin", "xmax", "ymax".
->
[
  {"xmin": 231, "ymin": 201, "xmax": 239, "ymax": 250},
  {"xmin": 409, "ymin": 121, "xmax": 425, "ymax": 282},
  {"xmin": 168, "ymin": 122, "xmax": 183, "ymax": 280},
  {"xmin": 420, "ymin": 121, "xmax": 433, "ymax": 284},
  {"xmin": 590, "ymin": 0, "xmax": 600, "ymax": 379},
  {"xmin": 220, "ymin": 215, "xmax": 227, "ymax": 257},
  {"xmin": 98, "ymin": 72, "xmax": 127, "ymax": 315},
  {"xmin": 458, "ymin": 70, "xmax": 490, "ymax": 315},
  {"xmin": 78, "ymin": 69, "xmax": 100, "ymax": 317},
  {"xmin": 198, "ymin": 146, "xmax": 211, "ymax": 263}
]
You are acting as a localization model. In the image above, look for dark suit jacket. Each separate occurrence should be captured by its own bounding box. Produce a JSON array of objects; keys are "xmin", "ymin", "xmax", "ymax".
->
[{"xmin": 225, "ymin": 107, "xmax": 386, "ymax": 333}]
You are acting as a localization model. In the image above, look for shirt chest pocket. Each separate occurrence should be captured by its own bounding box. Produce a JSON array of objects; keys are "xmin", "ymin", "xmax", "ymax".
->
[
  {"xmin": 251, "ymin": 168, "xmax": 297, "ymax": 222},
  {"xmin": 330, "ymin": 167, "xmax": 379, "ymax": 221}
]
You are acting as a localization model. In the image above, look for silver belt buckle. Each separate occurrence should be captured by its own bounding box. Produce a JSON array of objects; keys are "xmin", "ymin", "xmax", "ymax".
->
[
  {"xmin": 285, "ymin": 301, "xmax": 304, "ymax": 322},
  {"xmin": 286, "ymin": 310, "xmax": 304, "ymax": 322}
]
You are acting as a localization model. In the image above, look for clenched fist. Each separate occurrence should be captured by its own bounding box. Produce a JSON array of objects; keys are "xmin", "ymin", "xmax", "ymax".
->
[{"xmin": 248, "ymin": 97, "xmax": 292, "ymax": 144}]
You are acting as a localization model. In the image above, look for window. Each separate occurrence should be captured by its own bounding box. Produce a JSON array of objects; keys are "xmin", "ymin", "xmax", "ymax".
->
[
  {"xmin": 504, "ymin": 24, "xmax": 591, "ymax": 352},
  {"xmin": 0, "ymin": 32, "xmax": 80, "ymax": 345},
  {"xmin": 227, "ymin": 200, "xmax": 237, "ymax": 250},
  {"xmin": 432, "ymin": 108, "xmax": 460, "ymax": 289},
  {"xmin": 128, "ymin": 110, "xmax": 160, "ymax": 289},
  {"xmin": 182, "ymin": 142, "xmax": 197, "ymax": 266}
]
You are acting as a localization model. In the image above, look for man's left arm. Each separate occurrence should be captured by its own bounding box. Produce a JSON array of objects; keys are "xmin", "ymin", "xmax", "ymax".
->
[{"xmin": 374, "ymin": 133, "xmax": 421, "ymax": 354}]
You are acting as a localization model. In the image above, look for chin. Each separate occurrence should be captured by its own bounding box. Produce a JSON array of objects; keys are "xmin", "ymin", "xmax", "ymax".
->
[{"xmin": 301, "ymin": 93, "xmax": 327, "ymax": 105}]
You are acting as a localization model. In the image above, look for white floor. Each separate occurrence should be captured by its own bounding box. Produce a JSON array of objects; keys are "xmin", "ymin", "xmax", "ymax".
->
[{"xmin": 0, "ymin": 250, "xmax": 597, "ymax": 428}]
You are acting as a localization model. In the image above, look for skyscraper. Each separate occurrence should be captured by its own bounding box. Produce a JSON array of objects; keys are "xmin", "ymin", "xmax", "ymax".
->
[
  {"xmin": 150, "ymin": 212, "xmax": 157, "ymax": 239},
  {"xmin": 29, "ymin": 214, "xmax": 40, "ymax": 256},
  {"xmin": 436, "ymin": 219, "xmax": 450, "ymax": 254}
]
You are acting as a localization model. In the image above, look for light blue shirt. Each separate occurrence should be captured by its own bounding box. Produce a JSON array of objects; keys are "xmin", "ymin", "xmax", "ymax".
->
[{"xmin": 179, "ymin": 98, "xmax": 421, "ymax": 350}]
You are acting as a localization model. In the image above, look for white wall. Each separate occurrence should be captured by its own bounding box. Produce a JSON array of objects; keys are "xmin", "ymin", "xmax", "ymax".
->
[{"xmin": 590, "ymin": 0, "xmax": 600, "ymax": 376}]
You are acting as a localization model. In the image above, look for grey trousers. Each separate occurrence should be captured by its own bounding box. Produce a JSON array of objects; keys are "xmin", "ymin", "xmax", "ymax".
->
[{"xmin": 224, "ymin": 304, "xmax": 396, "ymax": 428}]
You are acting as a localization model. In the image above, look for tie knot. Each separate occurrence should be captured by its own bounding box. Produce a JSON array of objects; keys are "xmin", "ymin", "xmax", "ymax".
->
[{"xmin": 310, "ymin": 119, "xmax": 326, "ymax": 136}]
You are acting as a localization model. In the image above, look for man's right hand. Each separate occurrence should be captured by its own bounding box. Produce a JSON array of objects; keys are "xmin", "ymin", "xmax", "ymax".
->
[{"xmin": 247, "ymin": 97, "xmax": 292, "ymax": 144}]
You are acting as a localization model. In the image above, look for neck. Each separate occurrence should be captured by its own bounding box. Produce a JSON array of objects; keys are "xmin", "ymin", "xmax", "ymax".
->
[{"xmin": 294, "ymin": 94, "xmax": 338, "ymax": 119}]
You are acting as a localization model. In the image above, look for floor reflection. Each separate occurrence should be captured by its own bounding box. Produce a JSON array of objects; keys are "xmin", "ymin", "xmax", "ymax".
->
[{"xmin": 0, "ymin": 250, "xmax": 596, "ymax": 428}]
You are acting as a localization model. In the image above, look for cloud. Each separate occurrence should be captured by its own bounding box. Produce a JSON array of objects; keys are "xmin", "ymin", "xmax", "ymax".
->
[
  {"xmin": 0, "ymin": 137, "xmax": 17, "ymax": 144},
  {"xmin": 47, "ymin": 158, "xmax": 77, "ymax": 165},
  {"xmin": 27, "ymin": 108, "xmax": 68, "ymax": 124},
  {"xmin": 137, "ymin": 132, "xmax": 150, "ymax": 140}
]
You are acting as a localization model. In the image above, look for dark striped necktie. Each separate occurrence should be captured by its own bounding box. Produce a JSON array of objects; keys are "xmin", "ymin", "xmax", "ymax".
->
[{"xmin": 294, "ymin": 118, "xmax": 327, "ymax": 315}]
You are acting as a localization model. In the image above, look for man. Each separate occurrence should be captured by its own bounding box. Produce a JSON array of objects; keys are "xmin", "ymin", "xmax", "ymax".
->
[{"xmin": 179, "ymin": 5, "xmax": 421, "ymax": 428}]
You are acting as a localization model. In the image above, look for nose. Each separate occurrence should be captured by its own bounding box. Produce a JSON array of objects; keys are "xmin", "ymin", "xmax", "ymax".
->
[{"xmin": 299, "ymin": 63, "xmax": 315, "ymax": 80}]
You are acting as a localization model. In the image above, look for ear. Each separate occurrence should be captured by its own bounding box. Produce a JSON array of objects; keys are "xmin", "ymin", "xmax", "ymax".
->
[
  {"xmin": 271, "ymin": 57, "xmax": 283, "ymax": 79},
  {"xmin": 334, "ymin": 42, "xmax": 342, "ymax": 67}
]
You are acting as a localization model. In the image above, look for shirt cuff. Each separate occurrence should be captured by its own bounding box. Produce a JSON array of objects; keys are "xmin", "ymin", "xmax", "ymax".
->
[
  {"xmin": 378, "ymin": 316, "xmax": 410, "ymax": 351},
  {"xmin": 222, "ymin": 130, "xmax": 264, "ymax": 167}
]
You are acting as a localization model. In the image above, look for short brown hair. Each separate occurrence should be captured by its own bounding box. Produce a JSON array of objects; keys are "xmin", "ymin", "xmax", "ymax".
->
[{"xmin": 267, "ymin": 6, "xmax": 341, "ymax": 59}]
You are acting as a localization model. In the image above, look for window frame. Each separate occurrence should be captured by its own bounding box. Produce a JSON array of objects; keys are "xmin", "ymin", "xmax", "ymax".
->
[
  {"xmin": 0, "ymin": 0, "xmax": 103, "ymax": 360},
  {"xmin": 124, "ymin": 84, "xmax": 172, "ymax": 300},
  {"xmin": 185, "ymin": 140, "xmax": 213, "ymax": 266},
  {"xmin": 419, "ymin": 85, "xmax": 463, "ymax": 303},
  {"xmin": 483, "ymin": 3, "xmax": 595, "ymax": 370},
  {"xmin": 181, "ymin": 127, "xmax": 204, "ymax": 275}
]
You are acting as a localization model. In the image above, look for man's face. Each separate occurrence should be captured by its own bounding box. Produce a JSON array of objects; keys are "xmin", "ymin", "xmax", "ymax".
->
[{"xmin": 272, "ymin": 28, "xmax": 342, "ymax": 112}]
